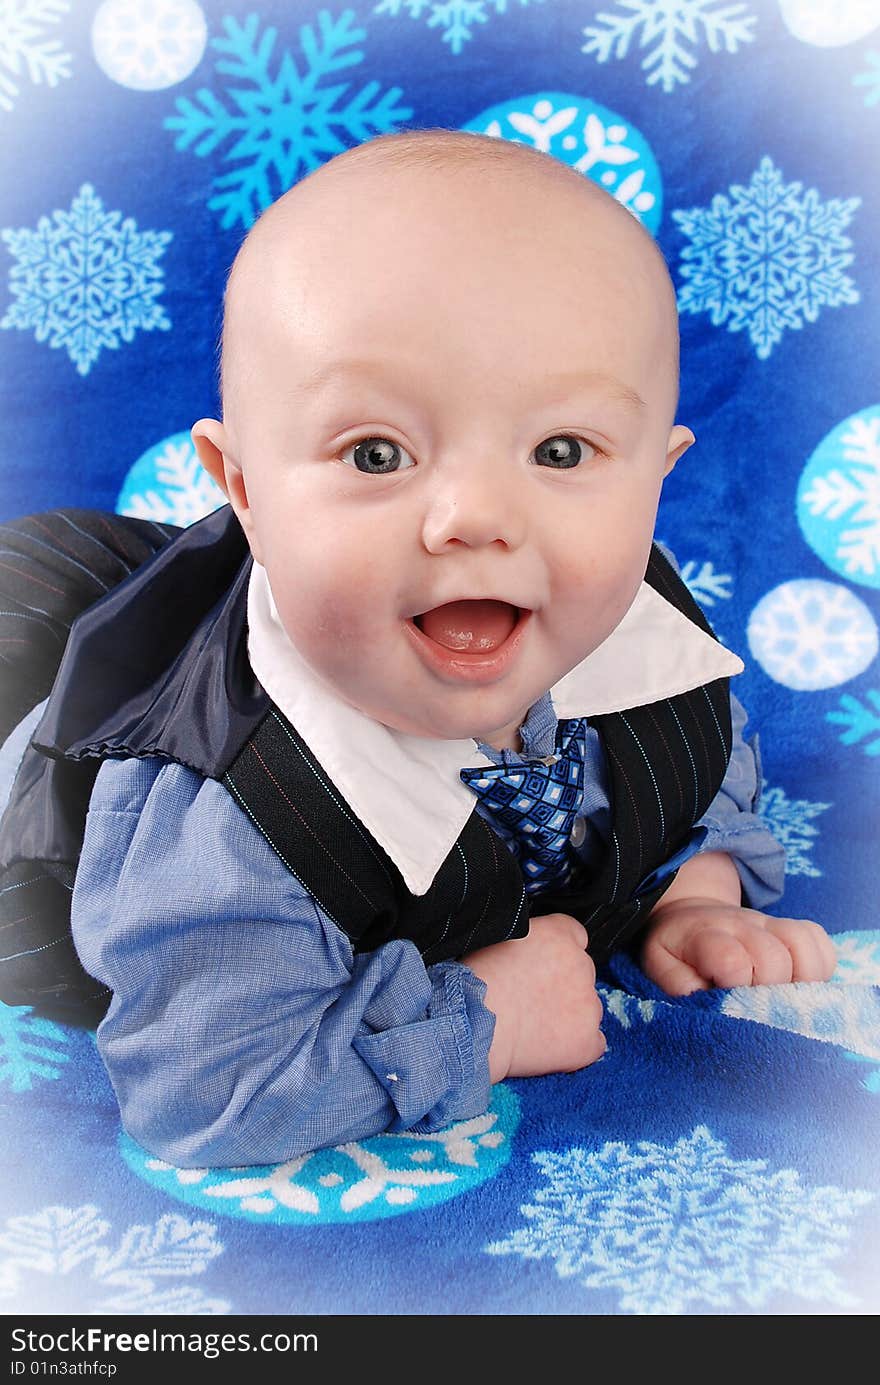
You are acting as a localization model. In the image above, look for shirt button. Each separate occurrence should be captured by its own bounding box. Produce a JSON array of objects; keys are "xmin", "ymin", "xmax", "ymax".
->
[{"xmin": 569, "ymin": 817, "xmax": 586, "ymax": 847}]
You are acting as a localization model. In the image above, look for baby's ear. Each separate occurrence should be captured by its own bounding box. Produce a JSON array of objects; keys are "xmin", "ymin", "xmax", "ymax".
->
[
  {"xmin": 191, "ymin": 417, "xmax": 234, "ymax": 496},
  {"xmin": 663, "ymin": 425, "xmax": 696, "ymax": 477}
]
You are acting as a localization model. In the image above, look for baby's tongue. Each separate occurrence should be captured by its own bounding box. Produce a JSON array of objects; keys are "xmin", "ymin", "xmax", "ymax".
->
[{"xmin": 418, "ymin": 599, "xmax": 518, "ymax": 652}]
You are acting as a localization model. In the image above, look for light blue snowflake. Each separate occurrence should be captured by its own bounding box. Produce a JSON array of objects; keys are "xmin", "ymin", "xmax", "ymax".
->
[
  {"xmin": 486, "ymin": 1125, "xmax": 874, "ymax": 1314},
  {"xmin": 0, "ymin": 1204, "xmax": 229, "ymax": 1314},
  {"xmin": 581, "ymin": 0, "xmax": 756, "ymax": 93},
  {"xmin": 373, "ymin": 0, "xmax": 544, "ymax": 56},
  {"xmin": 672, "ymin": 156, "xmax": 861, "ymax": 360},
  {"xmin": 0, "ymin": 1005, "xmax": 70, "ymax": 1093},
  {"xmin": 757, "ymin": 783, "xmax": 830, "ymax": 878},
  {"xmin": 853, "ymin": 50, "xmax": 880, "ymax": 107},
  {"xmin": 827, "ymin": 689, "xmax": 880, "ymax": 755},
  {"xmin": 678, "ymin": 558, "xmax": 733, "ymax": 607},
  {"xmin": 164, "ymin": 10, "xmax": 413, "ymax": 230},
  {"xmin": 0, "ymin": 184, "xmax": 172, "ymax": 376},
  {"xmin": 0, "ymin": 0, "xmax": 73, "ymax": 113}
]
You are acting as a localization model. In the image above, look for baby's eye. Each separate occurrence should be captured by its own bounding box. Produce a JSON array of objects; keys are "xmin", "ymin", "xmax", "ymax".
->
[
  {"xmin": 340, "ymin": 436, "xmax": 415, "ymax": 474},
  {"xmin": 533, "ymin": 435, "xmax": 597, "ymax": 468}
]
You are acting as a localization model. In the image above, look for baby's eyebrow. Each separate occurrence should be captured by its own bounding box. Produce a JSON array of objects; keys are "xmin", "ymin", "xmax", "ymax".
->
[{"xmin": 303, "ymin": 356, "xmax": 647, "ymax": 414}]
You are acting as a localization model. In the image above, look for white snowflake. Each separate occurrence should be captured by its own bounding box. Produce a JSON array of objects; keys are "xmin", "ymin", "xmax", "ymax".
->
[
  {"xmin": 598, "ymin": 985, "xmax": 656, "ymax": 1030},
  {"xmin": 164, "ymin": 10, "xmax": 413, "ymax": 229},
  {"xmin": 145, "ymin": 1109, "xmax": 507, "ymax": 1217},
  {"xmin": 801, "ymin": 415, "xmax": 880, "ymax": 582},
  {"xmin": 1, "ymin": 183, "xmax": 172, "ymax": 376},
  {"xmin": 486, "ymin": 1125, "xmax": 874, "ymax": 1314},
  {"xmin": 0, "ymin": 1204, "xmax": 230, "ymax": 1314},
  {"xmin": 120, "ymin": 436, "xmax": 226, "ymax": 525},
  {"xmin": 91, "ymin": 0, "xmax": 208, "ymax": 92},
  {"xmin": 853, "ymin": 49, "xmax": 880, "ymax": 106},
  {"xmin": 747, "ymin": 579, "xmax": 878, "ymax": 691},
  {"xmin": 832, "ymin": 930, "xmax": 880, "ymax": 985},
  {"xmin": 0, "ymin": 1004, "xmax": 70, "ymax": 1092},
  {"xmin": 480, "ymin": 101, "xmax": 657, "ymax": 219},
  {"xmin": 374, "ymin": 0, "xmax": 545, "ymax": 56},
  {"xmin": 672, "ymin": 156, "xmax": 861, "ymax": 360},
  {"xmin": 678, "ymin": 558, "xmax": 733, "ymax": 607},
  {"xmin": 757, "ymin": 783, "xmax": 830, "ymax": 877},
  {"xmin": 581, "ymin": 0, "xmax": 757, "ymax": 93},
  {"xmin": 0, "ymin": 0, "xmax": 72, "ymax": 113}
]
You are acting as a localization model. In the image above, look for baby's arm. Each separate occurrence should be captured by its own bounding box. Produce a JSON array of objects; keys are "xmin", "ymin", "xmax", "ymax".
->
[
  {"xmin": 640, "ymin": 849, "xmax": 836, "ymax": 994},
  {"xmin": 71, "ymin": 757, "xmax": 499, "ymax": 1168}
]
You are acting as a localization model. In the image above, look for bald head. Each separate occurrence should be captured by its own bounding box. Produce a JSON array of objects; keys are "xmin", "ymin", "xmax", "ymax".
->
[{"xmin": 217, "ymin": 129, "xmax": 681, "ymax": 443}]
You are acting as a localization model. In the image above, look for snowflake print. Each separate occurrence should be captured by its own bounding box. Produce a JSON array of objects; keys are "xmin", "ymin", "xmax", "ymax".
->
[
  {"xmin": 826, "ymin": 688, "xmax": 880, "ymax": 755},
  {"xmin": 123, "ymin": 1087, "xmax": 520, "ymax": 1224},
  {"xmin": 757, "ymin": 783, "xmax": 830, "ymax": 877},
  {"xmin": 0, "ymin": 0, "xmax": 72, "ymax": 113},
  {"xmin": 798, "ymin": 409, "xmax": 880, "ymax": 588},
  {"xmin": 830, "ymin": 930, "xmax": 880, "ymax": 985},
  {"xmin": 465, "ymin": 95, "xmax": 662, "ymax": 230},
  {"xmin": 164, "ymin": 10, "xmax": 413, "ymax": 229},
  {"xmin": 747, "ymin": 579, "xmax": 878, "ymax": 690},
  {"xmin": 373, "ymin": 0, "xmax": 545, "ymax": 56},
  {"xmin": 853, "ymin": 50, "xmax": 880, "ymax": 106},
  {"xmin": 117, "ymin": 431, "xmax": 226, "ymax": 525},
  {"xmin": 1, "ymin": 184, "xmax": 172, "ymax": 376},
  {"xmin": 678, "ymin": 558, "xmax": 733, "ymax": 607},
  {"xmin": 672, "ymin": 157, "xmax": 861, "ymax": 360},
  {"xmin": 0, "ymin": 1005, "xmax": 70, "ymax": 1092},
  {"xmin": 0, "ymin": 1204, "xmax": 229, "ymax": 1314},
  {"xmin": 722, "ymin": 981, "xmax": 880, "ymax": 1061},
  {"xmin": 581, "ymin": 0, "xmax": 757, "ymax": 93},
  {"xmin": 486, "ymin": 1126, "xmax": 874, "ymax": 1313},
  {"xmin": 91, "ymin": 0, "xmax": 208, "ymax": 92}
]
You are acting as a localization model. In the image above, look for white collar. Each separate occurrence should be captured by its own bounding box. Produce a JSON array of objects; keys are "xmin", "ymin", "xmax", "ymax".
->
[{"xmin": 246, "ymin": 562, "xmax": 743, "ymax": 895}]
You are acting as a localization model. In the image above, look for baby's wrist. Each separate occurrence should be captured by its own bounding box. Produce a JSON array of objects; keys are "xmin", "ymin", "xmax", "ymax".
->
[{"xmin": 649, "ymin": 849, "xmax": 742, "ymax": 918}]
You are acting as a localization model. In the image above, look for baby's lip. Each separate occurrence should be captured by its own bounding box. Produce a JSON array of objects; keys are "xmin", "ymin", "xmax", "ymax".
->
[{"xmin": 408, "ymin": 595, "xmax": 533, "ymax": 620}]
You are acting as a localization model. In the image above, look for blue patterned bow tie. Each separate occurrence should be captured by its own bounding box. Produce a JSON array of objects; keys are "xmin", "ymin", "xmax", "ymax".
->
[{"xmin": 460, "ymin": 717, "xmax": 587, "ymax": 894}]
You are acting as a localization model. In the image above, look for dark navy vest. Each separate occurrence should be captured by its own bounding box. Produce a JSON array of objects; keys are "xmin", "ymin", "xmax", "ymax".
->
[{"xmin": 0, "ymin": 506, "xmax": 731, "ymax": 1022}]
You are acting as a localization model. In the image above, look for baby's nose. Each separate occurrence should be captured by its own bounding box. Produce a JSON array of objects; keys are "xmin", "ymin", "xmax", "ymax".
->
[{"xmin": 421, "ymin": 458, "xmax": 527, "ymax": 551}]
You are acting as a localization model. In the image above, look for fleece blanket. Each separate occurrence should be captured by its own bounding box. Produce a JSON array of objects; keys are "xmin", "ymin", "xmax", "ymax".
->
[{"xmin": 0, "ymin": 0, "xmax": 878, "ymax": 1316}]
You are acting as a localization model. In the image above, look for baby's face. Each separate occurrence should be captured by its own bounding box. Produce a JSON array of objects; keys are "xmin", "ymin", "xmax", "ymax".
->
[{"xmin": 194, "ymin": 156, "xmax": 693, "ymax": 748}]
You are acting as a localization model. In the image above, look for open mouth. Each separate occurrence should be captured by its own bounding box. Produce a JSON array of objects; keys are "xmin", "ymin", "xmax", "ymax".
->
[{"xmin": 412, "ymin": 598, "xmax": 522, "ymax": 654}]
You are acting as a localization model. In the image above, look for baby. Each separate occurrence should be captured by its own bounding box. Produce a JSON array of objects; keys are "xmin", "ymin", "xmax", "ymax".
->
[{"xmin": 60, "ymin": 129, "xmax": 834, "ymax": 1165}]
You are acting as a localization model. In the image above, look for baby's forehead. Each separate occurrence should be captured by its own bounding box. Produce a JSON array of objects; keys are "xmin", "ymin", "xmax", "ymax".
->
[{"xmin": 221, "ymin": 148, "xmax": 677, "ymax": 408}]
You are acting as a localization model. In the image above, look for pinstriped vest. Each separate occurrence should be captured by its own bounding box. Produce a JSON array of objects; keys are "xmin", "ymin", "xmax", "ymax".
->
[
  {"xmin": 0, "ymin": 508, "xmax": 730, "ymax": 1018},
  {"xmin": 221, "ymin": 545, "xmax": 732, "ymax": 969}
]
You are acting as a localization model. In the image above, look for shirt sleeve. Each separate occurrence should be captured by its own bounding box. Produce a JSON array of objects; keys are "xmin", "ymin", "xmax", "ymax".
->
[
  {"xmin": 652, "ymin": 540, "xmax": 786, "ymax": 909},
  {"xmin": 70, "ymin": 755, "xmax": 496, "ymax": 1169},
  {"xmin": 694, "ymin": 689, "xmax": 786, "ymax": 909}
]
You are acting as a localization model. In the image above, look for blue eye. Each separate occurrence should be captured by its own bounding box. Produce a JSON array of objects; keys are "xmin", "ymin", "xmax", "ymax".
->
[
  {"xmin": 534, "ymin": 435, "xmax": 590, "ymax": 468},
  {"xmin": 342, "ymin": 436, "xmax": 415, "ymax": 474}
]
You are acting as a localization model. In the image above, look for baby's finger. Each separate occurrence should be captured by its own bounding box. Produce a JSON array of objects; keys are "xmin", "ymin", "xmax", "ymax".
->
[
  {"xmin": 640, "ymin": 937, "xmax": 711, "ymax": 996},
  {"xmin": 764, "ymin": 918, "xmax": 837, "ymax": 982},
  {"xmin": 734, "ymin": 924, "xmax": 794, "ymax": 986},
  {"xmin": 681, "ymin": 928, "xmax": 759, "ymax": 990}
]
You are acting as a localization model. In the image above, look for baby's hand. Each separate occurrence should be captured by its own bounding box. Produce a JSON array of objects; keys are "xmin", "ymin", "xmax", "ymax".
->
[
  {"xmin": 462, "ymin": 913, "xmax": 605, "ymax": 1082},
  {"xmin": 641, "ymin": 898, "xmax": 837, "ymax": 996}
]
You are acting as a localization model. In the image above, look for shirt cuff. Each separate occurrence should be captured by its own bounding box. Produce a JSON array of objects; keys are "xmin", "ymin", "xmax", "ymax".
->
[
  {"xmin": 698, "ymin": 813, "xmax": 786, "ymax": 910},
  {"xmin": 351, "ymin": 962, "xmax": 495, "ymax": 1132}
]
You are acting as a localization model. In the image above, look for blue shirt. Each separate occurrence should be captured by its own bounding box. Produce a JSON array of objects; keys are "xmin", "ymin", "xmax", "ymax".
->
[{"xmin": 67, "ymin": 684, "xmax": 783, "ymax": 1169}]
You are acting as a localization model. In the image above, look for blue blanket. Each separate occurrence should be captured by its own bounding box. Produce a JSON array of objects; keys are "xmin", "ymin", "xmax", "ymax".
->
[{"xmin": 1, "ymin": 0, "xmax": 878, "ymax": 1315}]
